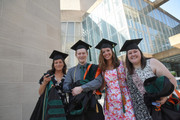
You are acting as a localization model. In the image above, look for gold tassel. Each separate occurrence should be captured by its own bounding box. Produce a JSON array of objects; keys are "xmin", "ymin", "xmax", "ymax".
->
[
  {"xmin": 106, "ymin": 99, "xmax": 109, "ymax": 111},
  {"xmin": 96, "ymin": 104, "xmax": 99, "ymax": 113},
  {"xmin": 122, "ymin": 95, "xmax": 126, "ymax": 105},
  {"xmin": 105, "ymin": 87, "xmax": 109, "ymax": 111}
]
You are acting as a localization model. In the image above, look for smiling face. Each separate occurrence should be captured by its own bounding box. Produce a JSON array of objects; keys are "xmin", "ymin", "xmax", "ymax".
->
[
  {"xmin": 75, "ymin": 48, "xmax": 88, "ymax": 65},
  {"xmin": 54, "ymin": 59, "xmax": 64, "ymax": 71},
  {"xmin": 101, "ymin": 47, "xmax": 113, "ymax": 61},
  {"xmin": 127, "ymin": 49, "xmax": 141, "ymax": 65}
]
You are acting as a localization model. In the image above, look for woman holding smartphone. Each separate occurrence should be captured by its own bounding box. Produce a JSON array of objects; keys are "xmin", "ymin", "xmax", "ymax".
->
[{"xmin": 31, "ymin": 50, "xmax": 69, "ymax": 120}]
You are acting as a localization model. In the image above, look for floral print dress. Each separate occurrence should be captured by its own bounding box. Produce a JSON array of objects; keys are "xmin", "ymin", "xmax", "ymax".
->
[{"xmin": 103, "ymin": 62, "xmax": 135, "ymax": 120}]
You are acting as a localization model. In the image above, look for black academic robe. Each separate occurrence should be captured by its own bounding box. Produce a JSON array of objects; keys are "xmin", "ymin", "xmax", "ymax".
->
[
  {"xmin": 144, "ymin": 76, "xmax": 180, "ymax": 120},
  {"xmin": 30, "ymin": 73, "xmax": 67, "ymax": 120},
  {"xmin": 67, "ymin": 64, "xmax": 104, "ymax": 120}
]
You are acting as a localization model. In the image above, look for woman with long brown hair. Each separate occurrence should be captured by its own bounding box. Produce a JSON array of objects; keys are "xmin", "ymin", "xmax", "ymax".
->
[
  {"xmin": 120, "ymin": 38, "xmax": 177, "ymax": 120},
  {"xmin": 95, "ymin": 39, "xmax": 135, "ymax": 120},
  {"xmin": 31, "ymin": 50, "xmax": 68, "ymax": 120}
]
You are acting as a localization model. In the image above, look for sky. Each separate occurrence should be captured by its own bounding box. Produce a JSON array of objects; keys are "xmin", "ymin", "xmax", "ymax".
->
[{"xmin": 160, "ymin": 0, "xmax": 180, "ymax": 20}]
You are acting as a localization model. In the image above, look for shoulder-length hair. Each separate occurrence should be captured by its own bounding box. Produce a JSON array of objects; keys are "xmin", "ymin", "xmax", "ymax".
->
[
  {"xmin": 48, "ymin": 59, "xmax": 67, "ymax": 75},
  {"xmin": 125, "ymin": 49, "xmax": 146, "ymax": 75},
  {"xmin": 98, "ymin": 48, "xmax": 120, "ymax": 72}
]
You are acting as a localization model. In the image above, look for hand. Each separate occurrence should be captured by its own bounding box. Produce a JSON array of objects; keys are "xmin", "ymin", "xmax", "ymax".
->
[
  {"xmin": 43, "ymin": 74, "xmax": 52, "ymax": 85},
  {"xmin": 72, "ymin": 86, "xmax": 83, "ymax": 96},
  {"xmin": 93, "ymin": 90, "xmax": 96, "ymax": 94},
  {"xmin": 156, "ymin": 96, "xmax": 168, "ymax": 105}
]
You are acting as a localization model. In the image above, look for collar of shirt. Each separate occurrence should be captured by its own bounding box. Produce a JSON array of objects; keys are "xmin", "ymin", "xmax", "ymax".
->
[
  {"xmin": 77, "ymin": 63, "xmax": 87, "ymax": 69},
  {"xmin": 54, "ymin": 74, "xmax": 65, "ymax": 83}
]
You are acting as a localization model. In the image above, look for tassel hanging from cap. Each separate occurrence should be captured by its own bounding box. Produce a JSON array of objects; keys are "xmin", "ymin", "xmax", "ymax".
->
[
  {"xmin": 122, "ymin": 94, "xmax": 126, "ymax": 113},
  {"xmin": 113, "ymin": 44, "xmax": 118, "ymax": 62},
  {"xmin": 96, "ymin": 104, "xmax": 99, "ymax": 113},
  {"xmin": 89, "ymin": 47, "xmax": 92, "ymax": 61}
]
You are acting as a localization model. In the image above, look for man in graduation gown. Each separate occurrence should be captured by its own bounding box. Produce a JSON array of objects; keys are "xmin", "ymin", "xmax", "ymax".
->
[{"xmin": 63, "ymin": 40, "xmax": 104, "ymax": 120}]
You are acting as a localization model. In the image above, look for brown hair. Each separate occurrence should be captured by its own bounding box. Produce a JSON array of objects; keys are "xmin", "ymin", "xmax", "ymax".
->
[
  {"xmin": 125, "ymin": 49, "xmax": 146, "ymax": 75},
  {"xmin": 49, "ymin": 59, "xmax": 67, "ymax": 75},
  {"xmin": 98, "ymin": 48, "xmax": 120, "ymax": 72}
]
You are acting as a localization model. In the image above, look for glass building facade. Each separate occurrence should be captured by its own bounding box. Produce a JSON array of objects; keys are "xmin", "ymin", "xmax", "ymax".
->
[
  {"xmin": 61, "ymin": 22, "xmax": 83, "ymax": 67},
  {"xmin": 82, "ymin": 0, "xmax": 179, "ymax": 56},
  {"xmin": 61, "ymin": 0, "xmax": 180, "ymax": 75}
]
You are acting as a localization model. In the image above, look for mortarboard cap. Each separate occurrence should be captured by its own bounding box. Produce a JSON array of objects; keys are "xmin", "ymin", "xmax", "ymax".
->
[
  {"xmin": 119, "ymin": 38, "xmax": 142, "ymax": 52},
  {"xmin": 95, "ymin": 38, "xmax": 118, "ymax": 62},
  {"xmin": 49, "ymin": 50, "xmax": 68, "ymax": 60},
  {"xmin": 71, "ymin": 40, "xmax": 92, "ymax": 61},
  {"xmin": 71, "ymin": 40, "xmax": 92, "ymax": 51},
  {"xmin": 95, "ymin": 38, "xmax": 117, "ymax": 50}
]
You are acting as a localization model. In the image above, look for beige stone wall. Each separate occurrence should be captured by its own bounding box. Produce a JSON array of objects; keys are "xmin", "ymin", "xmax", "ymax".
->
[
  {"xmin": 169, "ymin": 33, "xmax": 180, "ymax": 49},
  {"xmin": 0, "ymin": 0, "xmax": 61, "ymax": 120},
  {"xmin": 153, "ymin": 48, "xmax": 180, "ymax": 60}
]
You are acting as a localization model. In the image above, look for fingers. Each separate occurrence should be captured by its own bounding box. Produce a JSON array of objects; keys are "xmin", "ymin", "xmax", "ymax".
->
[
  {"xmin": 72, "ymin": 92, "xmax": 76, "ymax": 96},
  {"xmin": 43, "ymin": 74, "xmax": 53, "ymax": 79},
  {"xmin": 71, "ymin": 89, "xmax": 78, "ymax": 96},
  {"xmin": 93, "ymin": 90, "xmax": 96, "ymax": 94},
  {"xmin": 156, "ymin": 100, "xmax": 162, "ymax": 105},
  {"xmin": 43, "ymin": 74, "xmax": 53, "ymax": 84},
  {"xmin": 71, "ymin": 87, "xmax": 83, "ymax": 96},
  {"xmin": 156, "ymin": 97, "xmax": 168, "ymax": 105},
  {"xmin": 44, "ymin": 74, "xmax": 52, "ymax": 78}
]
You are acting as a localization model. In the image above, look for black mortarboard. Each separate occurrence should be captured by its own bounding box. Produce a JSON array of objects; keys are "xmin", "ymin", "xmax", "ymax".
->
[
  {"xmin": 95, "ymin": 38, "xmax": 117, "ymax": 50},
  {"xmin": 71, "ymin": 40, "xmax": 92, "ymax": 51},
  {"xmin": 49, "ymin": 50, "xmax": 68, "ymax": 60},
  {"xmin": 119, "ymin": 38, "xmax": 142, "ymax": 52},
  {"xmin": 71, "ymin": 40, "xmax": 92, "ymax": 61},
  {"xmin": 95, "ymin": 38, "xmax": 118, "ymax": 61}
]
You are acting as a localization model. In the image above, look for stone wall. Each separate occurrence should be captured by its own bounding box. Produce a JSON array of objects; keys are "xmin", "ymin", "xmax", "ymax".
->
[{"xmin": 0, "ymin": 0, "xmax": 61, "ymax": 119}]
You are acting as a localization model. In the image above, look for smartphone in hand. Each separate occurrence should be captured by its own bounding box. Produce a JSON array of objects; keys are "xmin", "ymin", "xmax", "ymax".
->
[{"xmin": 44, "ymin": 73, "xmax": 51, "ymax": 78}]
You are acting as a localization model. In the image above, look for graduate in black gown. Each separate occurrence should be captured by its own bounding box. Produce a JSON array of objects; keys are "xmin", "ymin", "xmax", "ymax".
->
[
  {"xmin": 30, "ymin": 50, "xmax": 69, "ymax": 120},
  {"xmin": 63, "ymin": 40, "xmax": 104, "ymax": 120}
]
